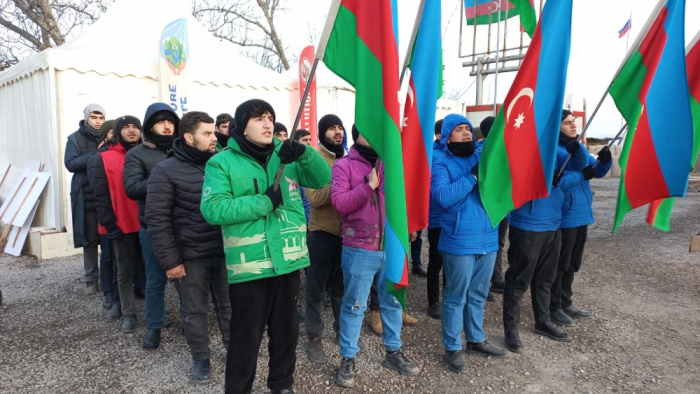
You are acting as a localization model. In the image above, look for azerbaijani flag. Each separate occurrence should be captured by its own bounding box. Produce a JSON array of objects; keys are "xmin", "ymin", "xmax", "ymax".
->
[
  {"xmin": 465, "ymin": 0, "xmax": 520, "ymax": 26},
  {"xmin": 646, "ymin": 30, "xmax": 700, "ymax": 231},
  {"xmin": 479, "ymin": 0, "xmax": 573, "ymax": 227},
  {"xmin": 609, "ymin": 0, "xmax": 693, "ymax": 232},
  {"xmin": 511, "ymin": 0, "xmax": 537, "ymax": 38},
  {"xmin": 402, "ymin": 0, "xmax": 442, "ymax": 234},
  {"xmin": 619, "ymin": 18, "xmax": 632, "ymax": 38},
  {"xmin": 318, "ymin": 0, "xmax": 410, "ymax": 306}
]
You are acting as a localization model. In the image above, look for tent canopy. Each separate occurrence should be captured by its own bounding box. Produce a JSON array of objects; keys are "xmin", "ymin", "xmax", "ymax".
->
[{"xmin": 0, "ymin": 0, "xmax": 296, "ymax": 90}]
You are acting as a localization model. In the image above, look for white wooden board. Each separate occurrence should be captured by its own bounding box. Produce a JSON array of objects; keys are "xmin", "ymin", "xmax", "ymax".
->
[
  {"xmin": 4, "ymin": 200, "xmax": 40, "ymax": 256},
  {"xmin": 0, "ymin": 172, "xmax": 50, "ymax": 226}
]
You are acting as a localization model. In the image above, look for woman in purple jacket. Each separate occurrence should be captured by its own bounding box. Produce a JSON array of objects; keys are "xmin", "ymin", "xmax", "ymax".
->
[{"xmin": 330, "ymin": 125, "xmax": 420, "ymax": 388}]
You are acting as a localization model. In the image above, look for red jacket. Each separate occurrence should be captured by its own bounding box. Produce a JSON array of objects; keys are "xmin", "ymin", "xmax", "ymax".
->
[{"xmin": 93, "ymin": 142, "xmax": 140, "ymax": 234}]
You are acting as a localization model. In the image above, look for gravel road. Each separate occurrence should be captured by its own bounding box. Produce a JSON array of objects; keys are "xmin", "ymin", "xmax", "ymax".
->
[{"xmin": 1, "ymin": 178, "xmax": 699, "ymax": 393}]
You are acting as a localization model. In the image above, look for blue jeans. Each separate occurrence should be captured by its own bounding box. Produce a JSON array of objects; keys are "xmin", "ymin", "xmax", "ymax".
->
[
  {"xmin": 441, "ymin": 252, "xmax": 497, "ymax": 351},
  {"xmin": 140, "ymin": 227, "xmax": 167, "ymax": 330},
  {"xmin": 339, "ymin": 246, "xmax": 403, "ymax": 358}
]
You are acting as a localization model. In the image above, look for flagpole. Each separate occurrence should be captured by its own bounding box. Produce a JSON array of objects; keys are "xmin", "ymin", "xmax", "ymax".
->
[
  {"xmin": 400, "ymin": 0, "xmax": 426, "ymax": 86},
  {"xmin": 557, "ymin": 0, "xmax": 666, "ymax": 179},
  {"xmin": 591, "ymin": 123, "xmax": 628, "ymax": 169},
  {"xmin": 622, "ymin": 13, "xmax": 630, "ymax": 128},
  {"xmin": 273, "ymin": 0, "xmax": 341, "ymax": 199},
  {"xmin": 493, "ymin": 1, "xmax": 501, "ymax": 115}
]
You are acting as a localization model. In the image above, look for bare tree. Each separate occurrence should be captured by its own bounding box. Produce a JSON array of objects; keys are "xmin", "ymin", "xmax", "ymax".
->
[
  {"xmin": 193, "ymin": 0, "xmax": 291, "ymax": 73},
  {"xmin": 0, "ymin": 0, "xmax": 111, "ymax": 70}
]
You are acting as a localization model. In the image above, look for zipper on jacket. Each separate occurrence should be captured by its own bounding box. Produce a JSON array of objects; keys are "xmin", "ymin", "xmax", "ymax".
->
[{"xmin": 253, "ymin": 178, "xmax": 259, "ymax": 194}]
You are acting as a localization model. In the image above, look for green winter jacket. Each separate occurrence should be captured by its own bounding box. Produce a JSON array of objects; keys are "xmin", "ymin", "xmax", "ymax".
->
[{"xmin": 201, "ymin": 137, "xmax": 331, "ymax": 284}]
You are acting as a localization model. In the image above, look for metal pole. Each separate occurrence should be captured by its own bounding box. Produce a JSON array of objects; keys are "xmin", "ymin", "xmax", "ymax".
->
[
  {"xmin": 459, "ymin": 0, "xmax": 465, "ymax": 58},
  {"xmin": 493, "ymin": 1, "xmax": 501, "ymax": 115},
  {"xmin": 471, "ymin": 0, "xmax": 478, "ymax": 66},
  {"xmin": 592, "ymin": 124, "xmax": 628, "ymax": 169},
  {"xmin": 475, "ymin": 58, "xmax": 484, "ymax": 105},
  {"xmin": 502, "ymin": 1, "xmax": 509, "ymax": 68},
  {"xmin": 400, "ymin": 0, "xmax": 426, "ymax": 85}
]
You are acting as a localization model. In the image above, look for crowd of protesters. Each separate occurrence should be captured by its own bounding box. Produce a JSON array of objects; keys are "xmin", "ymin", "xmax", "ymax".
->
[{"xmin": 65, "ymin": 99, "xmax": 611, "ymax": 393}]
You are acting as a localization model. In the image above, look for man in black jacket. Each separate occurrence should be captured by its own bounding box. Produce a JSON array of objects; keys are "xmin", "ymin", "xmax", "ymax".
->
[
  {"xmin": 65, "ymin": 103, "xmax": 106, "ymax": 295},
  {"xmin": 146, "ymin": 111, "xmax": 231, "ymax": 384},
  {"xmin": 123, "ymin": 103, "xmax": 180, "ymax": 349}
]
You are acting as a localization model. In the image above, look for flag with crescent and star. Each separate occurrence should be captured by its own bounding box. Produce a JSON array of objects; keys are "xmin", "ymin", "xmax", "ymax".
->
[
  {"xmin": 401, "ymin": 0, "xmax": 442, "ymax": 235},
  {"xmin": 609, "ymin": 0, "xmax": 693, "ymax": 232},
  {"xmin": 478, "ymin": 0, "xmax": 573, "ymax": 227}
]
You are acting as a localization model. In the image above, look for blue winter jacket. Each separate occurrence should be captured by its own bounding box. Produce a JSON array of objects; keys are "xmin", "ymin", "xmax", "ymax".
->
[
  {"xmin": 428, "ymin": 140, "xmax": 445, "ymax": 229},
  {"xmin": 431, "ymin": 114, "xmax": 498, "ymax": 256},
  {"xmin": 507, "ymin": 140, "xmax": 588, "ymax": 233},
  {"xmin": 560, "ymin": 152, "xmax": 612, "ymax": 228}
]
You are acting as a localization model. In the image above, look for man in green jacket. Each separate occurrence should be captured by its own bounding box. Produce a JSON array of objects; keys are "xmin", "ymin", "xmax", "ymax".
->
[{"xmin": 201, "ymin": 99, "xmax": 331, "ymax": 394}]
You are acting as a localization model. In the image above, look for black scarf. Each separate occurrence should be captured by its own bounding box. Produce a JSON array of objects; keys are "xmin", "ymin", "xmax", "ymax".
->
[
  {"xmin": 147, "ymin": 132, "xmax": 176, "ymax": 152},
  {"xmin": 559, "ymin": 132, "xmax": 577, "ymax": 146},
  {"xmin": 180, "ymin": 139, "xmax": 214, "ymax": 165},
  {"xmin": 231, "ymin": 132, "xmax": 275, "ymax": 168},
  {"xmin": 81, "ymin": 120, "xmax": 101, "ymax": 142},
  {"xmin": 355, "ymin": 144, "xmax": 378, "ymax": 166},
  {"xmin": 215, "ymin": 132, "xmax": 230, "ymax": 148},
  {"xmin": 447, "ymin": 141, "xmax": 476, "ymax": 157},
  {"xmin": 115, "ymin": 138, "xmax": 138, "ymax": 152},
  {"xmin": 321, "ymin": 136, "xmax": 345, "ymax": 158}
]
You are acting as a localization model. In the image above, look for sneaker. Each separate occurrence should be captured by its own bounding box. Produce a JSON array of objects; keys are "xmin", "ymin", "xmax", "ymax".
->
[
  {"xmin": 465, "ymin": 340, "xmax": 507, "ymax": 358},
  {"xmin": 402, "ymin": 312, "xmax": 418, "ymax": 326},
  {"xmin": 307, "ymin": 336, "xmax": 326, "ymax": 364},
  {"xmin": 335, "ymin": 357, "xmax": 356, "ymax": 388},
  {"xmin": 120, "ymin": 315, "xmax": 137, "ymax": 333},
  {"xmin": 143, "ymin": 328, "xmax": 161, "ymax": 349},
  {"xmin": 192, "ymin": 358, "xmax": 211, "ymax": 384},
  {"xmin": 297, "ymin": 305, "xmax": 306, "ymax": 323},
  {"xmin": 563, "ymin": 305, "xmax": 592, "ymax": 318},
  {"xmin": 490, "ymin": 281, "xmax": 505, "ymax": 294},
  {"xmin": 85, "ymin": 282, "xmax": 98, "ymax": 295},
  {"xmin": 443, "ymin": 350, "xmax": 468, "ymax": 373},
  {"xmin": 333, "ymin": 333, "xmax": 366, "ymax": 352},
  {"xmin": 487, "ymin": 291, "xmax": 496, "ymax": 302},
  {"xmin": 382, "ymin": 349, "xmax": 420, "ymax": 376},
  {"xmin": 534, "ymin": 322, "xmax": 571, "ymax": 341},
  {"xmin": 370, "ymin": 310, "xmax": 383, "ymax": 336},
  {"xmin": 322, "ymin": 290, "xmax": 332, "ymax": 307},
  {"xmin": 411, "ymin": 265, "xmax": 428, "ymax": 278},
  {"xmin": 102, "ymin": 293, "xmax": 114, "ymax": 310},
  {"xmin": 551, "ymin": 309, "xmax": 575, "ymax": 326},
  {"xmin": 427, "ymin": 303, "xmax": 441, "ymax": 320},
  {"xmin": 105, "ymin": 302, "xmax": 122, "ymax": 320}
]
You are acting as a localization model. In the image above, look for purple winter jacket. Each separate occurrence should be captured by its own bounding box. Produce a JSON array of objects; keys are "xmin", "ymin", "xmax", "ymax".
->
[{"xmin": 331, "ymin": 147, "xmax": 385, "ymax": 251}]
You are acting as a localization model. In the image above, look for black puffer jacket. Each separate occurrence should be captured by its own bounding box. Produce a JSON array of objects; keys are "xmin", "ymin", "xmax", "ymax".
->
[
  {"xmin": 145, "ymin": 138, "xmax": 223, "ymax": 271},
  {"xmin": 123, "ymin": 104, "xmax": 179, "ymax": 228}
]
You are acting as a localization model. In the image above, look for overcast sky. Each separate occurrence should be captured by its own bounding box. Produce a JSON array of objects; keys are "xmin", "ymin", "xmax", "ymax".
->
[{"xmin": 275, "ymin": 0, "xmax": 700, "ymax": 138}]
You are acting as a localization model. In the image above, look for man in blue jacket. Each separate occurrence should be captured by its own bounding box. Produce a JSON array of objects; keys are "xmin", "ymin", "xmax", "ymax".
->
[
  {"xmin": 65, "ymin": 104, "xmax": 106, "ymax": 295},
  {"xmin": 431, "ymin": 114, "xmax": 507, "ymax": 373},
  {"xmin": 427, "ymin": 119, "xmax": 445, "ymax": 320},
  {"xmin": 550, "ymin": 110, "xmax": 613, "ymax": 325},
  {"xmin": 502, "ymin": 111, "xmax": 589, "ymax": 352}
]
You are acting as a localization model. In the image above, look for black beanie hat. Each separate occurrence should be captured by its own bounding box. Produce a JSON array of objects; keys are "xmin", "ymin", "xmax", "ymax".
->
[
  {"xmin": 114, "ymin": 116, "xmax": 142, "ymax": 140},
  {"xmin": 318, "ymin": 114, "xmax": 344, "ymax": 137},
  {"xmin": 274, "ymin": 122, "xmax": 287, "ymax": 134},
  {"xmin": 434, "ymin": 119, "xmax": 443, "ymax": 135},
  {"xmin": 352, "ymin": 124, "xmax": 360, "ymax": 143},
  {"xmin": 480, "ymin": 116, "xmax": 496, "ymax": 138},
  {"xmin": 99, "ymin": 119, "xmax": 115, "ymax": 143},
  {"xmin": 293, "ymin": 129, "xmax": 311, "ymax": 141},
  {"xmin": 145, "ymin": 110, "xmax": 179, "ymax": 136},
  {"xmin": 235, "ymin": 99, "xmax": 276, "ymax": 135},
  {"xmin": 561, "ymin": 109, "xmax": 573, "ymax": 121}
]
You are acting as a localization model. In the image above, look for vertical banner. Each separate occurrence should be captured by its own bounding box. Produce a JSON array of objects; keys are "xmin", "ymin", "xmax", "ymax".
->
[
  {"xmin": 160, "ymin": 18, "xmax": 190, "ymax": 118},
  {"xmin": 299, "ymin": 45, "xmax": 318, "ymax": 148}
]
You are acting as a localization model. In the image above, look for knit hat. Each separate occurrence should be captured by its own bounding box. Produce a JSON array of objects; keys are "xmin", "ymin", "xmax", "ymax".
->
[
  {"xmin": 351, "ymin": 124, "xmax": 360, "ymax": 143},
  {"xmin": 234, "ymin": 99, "xmax": 276, "ymax": 135},
  {"xmin": 144, "ymin": 110, "xmax": 180, "ymax": 135},
  {"xmin": 99, "ymin": 119, "xmax": 115, "ymax": 143},
  {"xmin": 114, "ymin": 116, "xmax": 142, "ymax": 140},
  {"xmin": 274, "ymin": 122, "xmax": 287, "ymax": 135},
  {"xmin": 434, "ymin": 119, "xmax": 443, "ymax": 135},
  {"xmin": 83, "ymin": 103, "xmax": 105, "ymax": 122},
  {"xmin": 318, "ymin": 114, "xmax": 344, "ymax": 137},
  {"xmin": 480, "ymin": 116, "xmax": 495, "ymax": 138},
  {"xmin": 293, "ymin": 129, "xmax": 311, "ymax": 141},
  {"xmin": 562, "ymin": 109, "xmax": 573, "ymax": 121},
  {"xmin": 440, "ymin": 114, "xmax": 474, "ymax": 144}
]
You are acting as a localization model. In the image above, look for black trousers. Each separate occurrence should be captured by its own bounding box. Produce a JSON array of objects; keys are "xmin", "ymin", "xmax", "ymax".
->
[
  {"xmin": 491, "ymin": 219, "xmax": 509, "ymax": 284},
  {"xmin": 225, "ymin": 271, "xmax": 300, "ymax": 394},
  {"xmin": 551, "ymin": 225, "xmax": 588, "ymax": 310},
  {"xmin": 503, "ymin": 226, "xmax": 561, "ymax": 330},
  {"xmin": 410, "ymin": 229, "xmax": 423, "ymax": 267},
  {"xmin": 305, "ymin": 231, "xmax": 344, "ymax": 339},
  {"xmin": 427, "ymin": 228, "xmax": 444, "ymax": 306}
]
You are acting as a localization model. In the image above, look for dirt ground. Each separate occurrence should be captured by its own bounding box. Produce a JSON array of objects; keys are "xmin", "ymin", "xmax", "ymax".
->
[{"xmin": 0, "ymin": 178, "xmax": 699, "ymax": 393}]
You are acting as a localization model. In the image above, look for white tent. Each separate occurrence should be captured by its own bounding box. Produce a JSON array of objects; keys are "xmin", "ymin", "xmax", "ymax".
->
[{"xmin": 0, "ymin": 0, "xmax": 296, "ymax": 242}]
